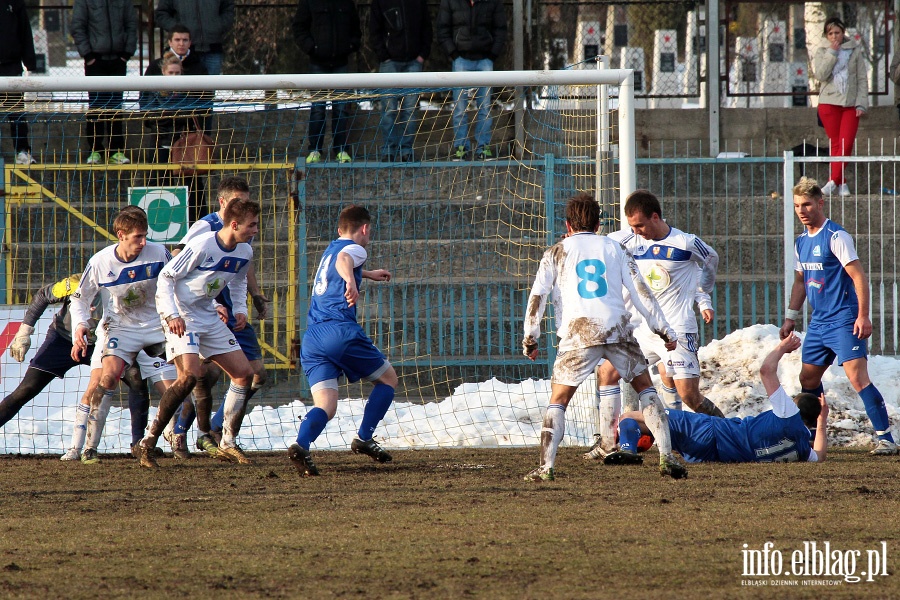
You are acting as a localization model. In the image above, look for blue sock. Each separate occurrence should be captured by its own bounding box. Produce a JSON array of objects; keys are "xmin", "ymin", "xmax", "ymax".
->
[
  {"xmin": 859, "ymin": 384, "xmax": 894, "ymax": 442},
  {"xmin": 174, "ymin": 402, "xmax": 196, "ymax": 435},
  {"xmin": 210, "ymin": 402, "xmax": 225, "ymax": 432},
  {"xmin": 357, "ymin": 384, "xmax": 395, "ymax": 440},
  {"xmin": 296, "ymin": 407, "xmax": 330, "ymax": 449},
  {"xmin": 618, "ymin": 418, "xmax": 641, "ymax": 453},
  {"xmin": 802, "ymin": 383, "xmax": 824, "ymax": 398},
  {"xmin": 127, "ymin": 387, "xmax": 149, "ymax": 446}
]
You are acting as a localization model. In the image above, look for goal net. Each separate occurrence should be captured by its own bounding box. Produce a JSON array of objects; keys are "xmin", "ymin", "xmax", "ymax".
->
[{"xmin": 0, "ymin": 69, "xmax": 635, "ymax": 455}]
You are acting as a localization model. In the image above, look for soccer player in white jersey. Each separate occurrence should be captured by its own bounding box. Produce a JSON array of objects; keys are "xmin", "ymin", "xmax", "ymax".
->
[
  {"xmin": 135, "ymin": 198, "xmax": 260, "ymax": 468},
  {"xmin": 70, "ymin": 207, "xmax": 172, "ymax": 450},
  {"xmin": 586, "ymin": 190, "xmax": 721, "ymax": 461},
  {"xmin": 521, "ymin": 194, "xmax": 687, "ymax": 481},
  {"xmin": 166, "ymin": 176, "xmax": 268, "ymax": 458},
  {"xmin": 289, "ymin": 204, "xmax": 396, "ymax": 477},
  {"xmin": 781, "ymin": 177, "xmax": 896, "ymax": 455}
]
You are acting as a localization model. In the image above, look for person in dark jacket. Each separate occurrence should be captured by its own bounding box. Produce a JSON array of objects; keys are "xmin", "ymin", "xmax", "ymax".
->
[
  {"xmin": 436, "ymin": 0, "xmax": 506, "ymax": 160},
  {"xmin": 70, "ymin": 0, "xmax": 137, "ymax": 165},
  {"xmin": 292, "ymin": 0, "xmax": 361, "ymax": 164},
  {"xmin": 155, "ymin": 0, "xmax": 234, "ymax": 75},
  {"xmin": 369, "ymin": 0, "xmax": 431, "ymax": 162},
  {"xmin": 0, "ymin": 0, "xmax": 37, "ymax": 165},
  {"xmin": 140, "ymin": 25, "xmax": 212, "ymax": 224}
]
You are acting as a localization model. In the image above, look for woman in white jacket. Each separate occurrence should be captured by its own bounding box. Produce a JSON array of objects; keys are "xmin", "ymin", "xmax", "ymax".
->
[{"xmin": 813, "ymin": 16, "xmax": 868, "ymax": 197}]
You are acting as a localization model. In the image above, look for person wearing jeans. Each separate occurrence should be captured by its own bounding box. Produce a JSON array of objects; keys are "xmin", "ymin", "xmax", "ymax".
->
[
  {"xmin": 293, "ymin": 0, "xmax": 361, "ymax": 164},
  {"xmin": 71, "ymin": 0, "xmax": 137, "ymax": 165},
  {"xmin": 813, "ymin": 16, "xmax": 867, "ymax": 197},
  {"xmin": 369, "ymin": 0, "xmax": 431, "ymax": 162},
  {"xmin": 0, "ymin": 0, "xmax": 37, "ymax": 165},
  {"xmin": 436, "ymin": 0, "xmax": 507, "ymax": 161}
]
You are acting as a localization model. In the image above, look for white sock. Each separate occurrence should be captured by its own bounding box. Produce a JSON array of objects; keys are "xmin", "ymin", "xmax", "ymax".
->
[
  {"xmin": 70, "ymin": 404, "xmax": 90, "ymax": 452},
  {"xmin": 540, "ymin": 404, "xmax": 566, "ymax": 469},
  {"xmin": 639, "ymin": 388, "xmax": 673, "ymax": 457},
  {"xmin": 85, "ymin": 389, "xmax": 113, "ymax": 451},
  {"xmin": 621, "ymin": 382, "xmax": 641, "ymax": 412},
  {"xmin": 163, "ymin": 412, "xmax": 177, "ymax": 438},
  {"xmin": 220, "ymin": 383, "xmax": 249, "ymax": 448},
  {"xmin": 661, "ymin": 384, "xmax": 682, "ymax": 410},
  {"xmin": 596, "ymin": 385, "xmax": 621, "ymax": 450}
]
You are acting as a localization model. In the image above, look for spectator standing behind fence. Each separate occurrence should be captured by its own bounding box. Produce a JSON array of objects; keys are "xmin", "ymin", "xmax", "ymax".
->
[
  {"xmin": 71, "ymin": 0, "xmax": 137, "ymax": 165},
  {"xmin": 369, "ymin": 0, "xmax": 432, "ymax": 162},
  {"xmin": 155, "ymin": 0, "xmax": 234, "ymax": 76},
  {"xmin": 293, "ymin": 0, "xmax": 361, "ymax": 164},
  {"xmin": 0, "ymin": 0, "xmax": 37, "ymax": 166},
  {"xmin": 437, "ymin": 0, "xmax": 507, "ymax": 161},
  {"xmin": 140, "ymin": 31, "xmax": 212, "ymax": 224},
  {"xmin": 813, "ymin": 16, "xmax": 867, "ymax": 197}
]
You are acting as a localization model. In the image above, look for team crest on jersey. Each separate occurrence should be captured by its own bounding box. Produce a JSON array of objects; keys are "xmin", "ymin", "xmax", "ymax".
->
[
  {"xmin": 224, "ymin": 260, "xmax": 230, "ymax": 270},
  {"xmin": 127, "ymin": 270, "xmax": 136, "ymax": 279},
  {"xmin": 645, "ymin": 264, "xmax": 670, "ymax": 292},
  {"xmin": 666, "ymin": 248, "xmax": 674, "ymax": 258},
  {"xmin": 205, "ymin": 278, "xmax": 223, "ymax": 297},
  {"xmin": 813, "ymin": 246, "xmax": 821, "ymax": 257},
  {"xmin": 652, "ymin": 246, "xmax": 661, "ymax": 256},
  {"xmin": 145, "ymin": 266, "xmax": 153, "ymax": 277}
]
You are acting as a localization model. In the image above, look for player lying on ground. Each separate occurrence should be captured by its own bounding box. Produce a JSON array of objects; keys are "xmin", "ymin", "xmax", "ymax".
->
[
  {"xmin": 289, "ymin": 204, "xmax": 396, "ymax": 477},
  {"xmin": 586, "ymin": 189, "xmax": 722, "ymax": 462},
  {"xmin": 521, "ymin": 193, "xmax": 687, "ymax": 481},
  {"xmin": 136, "ymin": 198, "xmax": 261, "ymax": 468},
  {"xmin": 608, "ymin": 334, "xmax": 828, "ymax": 464},
  {"xmin": 782, "ymin": 176, "xmax": 896, "ymax": 456}
]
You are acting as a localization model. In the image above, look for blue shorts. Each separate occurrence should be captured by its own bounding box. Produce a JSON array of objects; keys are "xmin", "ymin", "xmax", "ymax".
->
[
  {"xmin": 301, "ymin": 322, "xmax": 387, "ymax": 388},
  {"xmin": 229, "ymin": 321, "xmax": 263, "ymax": 362},
  {"xmin": 802, "ymin": 321, "xmax": 867, "ymax": 366},
  {"xmin": 30, "ymin": 327, "xmax": 93, "ymax": 378},
  {"xmin": 666, "ymin": 410, "xmax": 719, "ymax": 463}
]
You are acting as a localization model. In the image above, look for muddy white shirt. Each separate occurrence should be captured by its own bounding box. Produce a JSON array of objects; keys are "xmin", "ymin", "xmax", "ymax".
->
[
  {"xmin": 156, "ymin": 231, "xmax": 252, "ymax": 326},
  {"xmin": 524, "ymin": 232, "xmax": 675, "ymax": 352},
  {"xmin": 71, "ymin": 242, "xmax": 171, "ymax": 332},
  {"xmin": 611, "ymin": 226, "xmax": 717, "ymax": 334}
]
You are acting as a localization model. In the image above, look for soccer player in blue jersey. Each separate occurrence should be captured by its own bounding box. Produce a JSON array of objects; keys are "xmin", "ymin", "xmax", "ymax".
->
[
  {"xmin": 613, "ymin": 333, "xmax": 829, "ymax": 463},
  {"xmin": 289, "ymin": 204, "xmax": 396, "ymax": 477},
  {"xmin": 780, "ymin": 177, "xmax": 896, "ymax": 456}
]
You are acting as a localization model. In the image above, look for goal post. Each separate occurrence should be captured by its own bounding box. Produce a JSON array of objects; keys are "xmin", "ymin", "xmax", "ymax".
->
[{"xmin": 0, "ymin": 69, "xmax": 635, "ymax": 454}]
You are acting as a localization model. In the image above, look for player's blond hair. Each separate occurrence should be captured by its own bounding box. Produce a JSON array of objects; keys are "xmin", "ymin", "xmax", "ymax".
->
[
  {"xmin": 792, "ymin": 177, "xmax": 823, "ymax": 199},
  {"xmin": 159, "ymin": 51, "xmax": 183, "ymax": 73}
]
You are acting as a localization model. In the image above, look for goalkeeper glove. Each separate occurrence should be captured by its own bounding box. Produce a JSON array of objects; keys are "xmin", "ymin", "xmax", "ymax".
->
[
  {"xmin": 252, "ymin": 293, "xmax": 269, "ymax": 319},
  {"xmin": 10, "ymin": 324, "xmax": 34, "ymax": 362}
]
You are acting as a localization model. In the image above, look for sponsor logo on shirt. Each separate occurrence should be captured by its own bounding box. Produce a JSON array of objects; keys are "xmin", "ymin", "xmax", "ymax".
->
[
  {"xmin": 813, "ymin": 246, "xmax": 821, "ymax": 257},
  {"xmin": 645, "ymin": 264, "xmax": 671, "ymax": 292},
  {"xmin": 799, "ymin": 262, "xmax": 823, "ymax": 270},
  {"xmin": 807, "ymin": 279, "xmax": 824, "ymax": 292}
]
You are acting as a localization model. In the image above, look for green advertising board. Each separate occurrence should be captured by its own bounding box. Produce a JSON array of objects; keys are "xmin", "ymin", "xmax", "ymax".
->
[{"xmin": 127, "ymin": 186, "xmax": 189, "ymax": 242}]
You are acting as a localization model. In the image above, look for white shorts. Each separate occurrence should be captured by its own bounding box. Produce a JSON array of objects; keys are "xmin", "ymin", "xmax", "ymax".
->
[
  {"xmin": 633, "ymin": 327, "xmax": 701, "ymax": 379},
  {"xmin": 165, "ymin": 318, "xmax": 242, "ymax": 362},
  {"xmin": 136, "ymin": 350, "xmax": 177, "ymax": 384},
  {"xmin": 101, "ymin": 324, "xmax": 166, "ymax": 366},
  {"xmin": 552, "ymin": 338, "xmax": 648, "ymax": 387}
]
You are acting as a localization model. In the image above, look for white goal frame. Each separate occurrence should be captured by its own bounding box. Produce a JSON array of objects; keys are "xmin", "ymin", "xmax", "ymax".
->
[{"xmin": 1, "ymin": 69, "xmax": 638, "ymax": 208}]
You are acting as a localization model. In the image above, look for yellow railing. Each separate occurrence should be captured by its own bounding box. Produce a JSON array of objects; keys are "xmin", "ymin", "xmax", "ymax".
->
[{"xmin": 2, "ymin": 162, "xmax": 297, "ymax": 370}]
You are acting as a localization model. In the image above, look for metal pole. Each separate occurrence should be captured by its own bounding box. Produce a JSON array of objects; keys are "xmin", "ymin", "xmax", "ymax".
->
[
  {"xmin": 782, "ymin": 151, "xmax": 795, "ymax": 315},
  {"xmin": 596, "ymin": 55, "xmax": 609, "ymax": 203},
  {"xmin": 618, "ymin": 71, "xmax": 636, "ymax": 219},
  {"xmin": 707, "ymin": 0, "xmax": 721, "ymax": 156},
  {"xmin": 513, "ymin": 0, "xmax": 525, "ymax": 158}
]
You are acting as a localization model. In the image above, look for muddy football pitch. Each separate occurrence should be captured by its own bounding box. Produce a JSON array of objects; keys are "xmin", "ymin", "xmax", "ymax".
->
[{"xmin": 1, "ymin": 447, "xmax": 898, "ymax": 599}]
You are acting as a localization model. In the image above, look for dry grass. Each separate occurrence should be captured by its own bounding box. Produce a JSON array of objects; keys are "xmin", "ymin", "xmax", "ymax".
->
[{"xmin": 1, "ymin": 447, "xmax": 898, "ymax": 599}]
